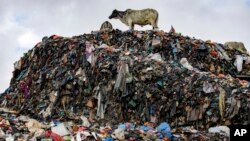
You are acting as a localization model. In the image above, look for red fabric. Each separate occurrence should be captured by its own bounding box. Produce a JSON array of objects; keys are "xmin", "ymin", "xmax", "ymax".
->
[
  {"xmin": 44, "ymin": 131, "xmax": 64, "ymax": 141},
  {"xmin": 0, "ymin": 123, "xmax": 7, "ymax": 127},
  {"xmin": 210, "ymin": 50, "xmax": 218, "ymax": 58},
  {"xmin": 78, "ymin": 126, "xmax": 88, "ymax": 131}
]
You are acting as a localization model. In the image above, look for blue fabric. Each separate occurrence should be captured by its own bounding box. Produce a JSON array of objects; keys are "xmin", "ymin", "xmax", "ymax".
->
[
  {"xmin": 118, "ymin": 123, "xmax": 136, "ymax": 130},
  {"xmin": 172, "ymin": 47, "xmax": 177, "ymax": 53},
  {"xmin": 156, "ymin": 122, "xmax": 172, "ymax": 138},
  {"xmin": 104, "ymin": 137, "xmax": 113, "ymax": 141},
  {"xmin": 139, "ymin": 125, "xmax": 153, "ymax": 132},
  {"xmin": 118, "ymin": 124, "xmax": 126, "ymax": 129},
  {"xmin": 156, "ymin": 80, "xmax": 163, "ymax": 87},
  {"xmin": 16, "ymin": 69, "xmax": 28, "ymax": 80},
  {"xmin": 150, "ymin": 105, "xmax": 156, "ymax": 115}
]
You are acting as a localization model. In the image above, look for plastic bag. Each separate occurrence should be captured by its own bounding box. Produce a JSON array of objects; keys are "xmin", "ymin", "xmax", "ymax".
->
[{"xmin": 234, "ymin": 55, "xmax": 243, "ymax": 72}]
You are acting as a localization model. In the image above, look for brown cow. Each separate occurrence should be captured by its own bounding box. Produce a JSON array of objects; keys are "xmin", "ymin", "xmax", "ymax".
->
[{"xmin": 109, "ymin": 8, "xmax": 159, "ymax": 30}]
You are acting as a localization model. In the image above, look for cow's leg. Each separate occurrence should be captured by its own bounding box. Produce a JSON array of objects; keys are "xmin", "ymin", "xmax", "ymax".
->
[
  {"xmin": 132, "ymin": 23, "xmax": 134, "ymax": 30},
  {"xmin": 152, "ymin": 25, "xmax": 158, "ymax": 30},
  {"xmin": 152, "ymin": 20, "xmax": 158, "ymax": 30},
  {"xmin": 153, "ymin": 26, "xmax": 159, "ymax": 30},
  {"xmin": 128, "ymin": 20, "xmax": 133, "ymax": 30}
]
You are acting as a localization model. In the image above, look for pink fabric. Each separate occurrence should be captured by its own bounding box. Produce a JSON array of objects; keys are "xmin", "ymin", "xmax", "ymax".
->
[
  {"xmin": 20, "ymin": 82, "xmax": 29, "ymax": 99},
  {"xmin": 85, "ymin": 43, "xmax": 95, "ymax": 64}
]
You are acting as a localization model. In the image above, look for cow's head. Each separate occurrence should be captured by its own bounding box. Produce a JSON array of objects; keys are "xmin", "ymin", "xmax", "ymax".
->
[{"xmin": 109, "ymin": 9, "xmax": 124, "ymax": 19}]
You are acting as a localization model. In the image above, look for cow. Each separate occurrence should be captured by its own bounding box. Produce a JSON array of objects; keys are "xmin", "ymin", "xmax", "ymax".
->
[
  {"xmin": 100, "ymin": 21, "xmax": 113, "ymax": 31},
  {"xmin": 109, "ymin": 8, "xmax": 159, "ymax": 30}
]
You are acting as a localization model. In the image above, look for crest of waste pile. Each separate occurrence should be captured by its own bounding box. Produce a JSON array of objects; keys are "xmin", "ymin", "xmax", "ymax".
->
[{"xmin": 0, "ymin": 29, "xmax": 249, "ymax": 140}]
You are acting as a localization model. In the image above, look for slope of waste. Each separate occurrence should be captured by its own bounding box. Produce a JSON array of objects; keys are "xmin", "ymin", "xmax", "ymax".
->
[{"xmin": 0, "ymin": 29, "xmax": 250, "ymax": 140}]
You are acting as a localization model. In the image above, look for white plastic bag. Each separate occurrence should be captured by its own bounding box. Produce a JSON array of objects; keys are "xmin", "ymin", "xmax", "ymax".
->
[
  {"xmin": 147, "ymin": 53, "xmax": 163, "ymax": 62},
  {"xmin": 180, "ymin": 58, "xmax": 193, "ymax": 70},
  {"xmin": 234, "ymin": 55, "xmax": 243, "ymax": 72},
  {"xmin": 208, "ymin": 126, "xmax": 230, "ymax": 136}
]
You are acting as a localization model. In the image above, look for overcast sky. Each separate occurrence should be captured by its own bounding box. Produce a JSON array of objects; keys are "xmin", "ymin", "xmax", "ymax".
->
[{"xmin": 0, "ymin": 0, "xmax": 250, "ymax": 92}]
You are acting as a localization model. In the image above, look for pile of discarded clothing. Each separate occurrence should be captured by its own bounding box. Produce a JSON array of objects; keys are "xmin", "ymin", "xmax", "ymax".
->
[
  {"xmin": 0, "ymin": 111, "xmax": 230, "ymax": 141},
  {"xmin": 0, "ymin": 29, "xmax": 250, "ymax": 140}
]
